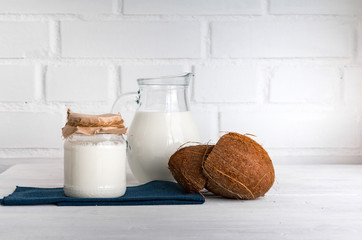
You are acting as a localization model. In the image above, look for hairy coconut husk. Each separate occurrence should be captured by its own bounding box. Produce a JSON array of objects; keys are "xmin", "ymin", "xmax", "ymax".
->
[
  {"xmin": 168, "ymin": 145, "xmax": 214, "ymax": 193},
  {"xmin": 203, "ymin": 132, "xmax": 275, "ymax": 199}
]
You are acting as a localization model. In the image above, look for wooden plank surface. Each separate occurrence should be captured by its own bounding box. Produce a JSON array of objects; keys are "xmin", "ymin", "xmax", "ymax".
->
[{"xmin": 0, "ymin": 163, "xmax": 361, "ymax": 240}]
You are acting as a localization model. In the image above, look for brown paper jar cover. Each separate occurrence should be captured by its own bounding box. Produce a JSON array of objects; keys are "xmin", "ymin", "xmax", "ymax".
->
[{"xmin": 62, "ymin": 109, "xmax": 127, "ymax": 138}]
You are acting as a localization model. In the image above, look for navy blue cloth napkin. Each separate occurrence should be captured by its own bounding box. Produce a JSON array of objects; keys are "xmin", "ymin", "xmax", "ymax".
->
[{"xmin": 0, "ymin": 181, "xmax": 205, "ymax": 206}]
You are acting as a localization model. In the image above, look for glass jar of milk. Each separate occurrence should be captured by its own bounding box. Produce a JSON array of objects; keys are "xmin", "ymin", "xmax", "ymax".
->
[
  {"xmin": 112, "ymin": 73, "xmax": 200, "ymax": 184},
  {"xmin": 62, "ymin": 111, "xmax": 127, "ymax": 198}
]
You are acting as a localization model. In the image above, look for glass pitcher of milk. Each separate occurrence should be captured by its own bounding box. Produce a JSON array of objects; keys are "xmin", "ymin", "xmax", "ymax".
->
[{"xmin": 112, "ymin": 73, "xmax": 200, "ymax": 184}]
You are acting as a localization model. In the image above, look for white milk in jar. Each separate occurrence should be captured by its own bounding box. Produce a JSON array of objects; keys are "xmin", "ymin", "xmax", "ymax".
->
[
  {"xmin": 64, "ymin": 134, "xmax": 126, "ymax": 198},
  {"xmin": 127, "ymin": 111, "xmax": 200, "ymax": 183},
  {"xmin": 62, "ymin": 111, "xmax": 127, "ymax": 198}
]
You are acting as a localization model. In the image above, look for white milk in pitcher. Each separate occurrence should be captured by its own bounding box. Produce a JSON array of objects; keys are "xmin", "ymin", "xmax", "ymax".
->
[{"xmin": 127, "ymin": 111, "xmax": 200, "ymax": 183}]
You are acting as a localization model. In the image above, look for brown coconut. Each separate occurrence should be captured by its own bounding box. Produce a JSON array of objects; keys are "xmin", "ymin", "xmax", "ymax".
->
[
  {"xmin": 168, "ymin": 145, "xmax": 214, "ymax": 193},
  {"xmin": 203, "ymin": 132, "xmax": 275, "ymax": 199}
]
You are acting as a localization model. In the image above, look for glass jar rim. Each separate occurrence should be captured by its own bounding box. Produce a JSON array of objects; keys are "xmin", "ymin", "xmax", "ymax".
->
[
  {"xmin": 137, "ymin": 73, "xmax": 193, "ymax": 86},
  {"xmin": 66, "ymin": 133, "xmax": 126, "ymax": 143}
]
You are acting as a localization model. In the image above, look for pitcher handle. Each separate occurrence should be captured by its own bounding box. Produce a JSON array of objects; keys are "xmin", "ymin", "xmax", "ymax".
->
[{"xmin": 111, "ymin": 91, "xmax": 139, "ymax": 128}]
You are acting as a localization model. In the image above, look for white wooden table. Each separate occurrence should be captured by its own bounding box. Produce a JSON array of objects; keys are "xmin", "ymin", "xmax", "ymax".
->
[{"xmin": 0, "ymin": 162, "xmax": 361, "ymax": 240}]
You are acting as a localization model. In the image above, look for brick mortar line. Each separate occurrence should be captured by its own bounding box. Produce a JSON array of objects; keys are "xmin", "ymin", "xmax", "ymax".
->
[
  {"xmin": 49, "ymin": 20, "xmax": 61, "ymax": 58},
  {"xmin": 261, "ymin": 66, "xmax": 272, "ymax": 104},
  {"xmin": 33, "ymin": 64, "xmax": 45, "ymax": 103},
  {"xmin": 200, "ymin": 20, "xmax": 210, "ymax": 59},
  {"xmin": 109, "ymin": 64, "xmax": 121, "ymax": 101},
  {"xmin": 360, "ymin": 114, "xmax": 362, "ymax": 149},
  {"xmin": 0, "ymin": 59, "xmax": 359, "ymax": 65},
  {"xmin": 0, "ymin": 14, "xmax": 360, "ymax": 21},
  {"xmin": 0, "ymin": 102, "xmax": 357, "ymax": 111},
  {"xmin": 262, "ymin": 0, "xmax": 270, "ymax": 15},
  {"xmin": 338, "ymin": 67, "xmax": 345, "ymax": 106},
  {"xmin": 113, "ymin": 0, "xmax": 123, "ymax": 15}
]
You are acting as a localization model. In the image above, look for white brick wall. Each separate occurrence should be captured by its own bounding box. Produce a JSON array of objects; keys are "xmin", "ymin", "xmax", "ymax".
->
[
  {"xmin": 123, "ymin": 0, "xmax": 263, "ymax": 15},
  {"xmin": 0, "ymin": 0, "xmax": 112, "ymax": 14},
  {"xmin": 0, "ymin": 65, "xmax": 35, "ymax": 102},
  {"xmin": 0, "ymin": 0, "xmax": 361, "ymax": 162},
  {"xmin": 344, "ymin": 67, "xmax": 362, "ymax": 105},
  {"xmin": 194, "ymin": 65, "xmax": 259, "ymax": 103},
  {"xmin": 220, "ymin": 111, "xmax": 360, "ymax": 148},
  {"xmin": 212, "ymin": 20, "xmax": 352, "ymax": 58},
  {"xmin": 0, "ymin": 22, "xmax": 48, "ymax": 58},
  {"xmin": 190, "ymin": 105, "xmax": 219, "ymax": 144},
  {"xmin": 270, "ymin": 0, "xmax": 362, "ymax": 15},
  {"xmin": 61, "ymin": 21, "xmax": 201, "ymax": 58},
  {"xmin": 0, "ymin": 112, "xmax": 63, "ymax": 148},
  {"xmin": 270, "ymin": 66, "xmax": 340, "ymax": 103},
  {"xmin": 46, "ymin": 65, "xmax": 109, "ymax": 102}
]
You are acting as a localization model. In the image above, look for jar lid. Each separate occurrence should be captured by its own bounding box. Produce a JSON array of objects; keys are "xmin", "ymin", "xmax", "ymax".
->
[{"xmin": 62, "ymin": 109, "xmax": 127, "ymax": 138}]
